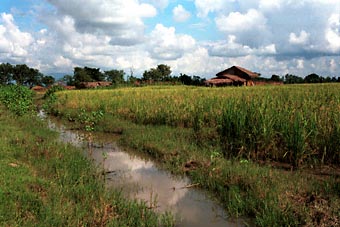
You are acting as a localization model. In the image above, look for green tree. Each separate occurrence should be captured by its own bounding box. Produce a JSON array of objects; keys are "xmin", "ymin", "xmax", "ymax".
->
[
  {"xmin": 13, "ymin": 64, "xmax": 30, "ymax": 85},
  {"xmin": 62, "ymin": 74, "xmax": 75, "ymax": 86},
  {"xmin": 0, "ymin": 63, "xmax": 13, "ymax": 85},
  {"xmin": 84, "ymin": 66, "xmax": 105, "ymax": 81},
  {"xmin": 304, "ymin": 73, "xmax": 321, "ymax": 83},
  {"xmin": 41, "ymin": 75, "xmax": 55, "ymax": 87},
  {"xmin": 270, "ymin": 74, "xmax": 282, "ymax": 82},
  {"xmin": 179, "ymin": 73, "xmax": 192, "ymax": 85},
  {"xmin": 105, "ymin": 69, "xmax": 125, "ymax": 84},
  {"xmin": 284, "ymin": 74, "xmax": 304, "ymax": 84},
  {"xmin": 73, "ymin": 66, "xmax": 105, "ymax": 86},
  {"xmin": 142, "ymin": 64, "xmax": 172, "ymax": 82},
  {"xmin": 156, "ymin": 64, "xmax": 171, "ymax": 81},
  {"xmin": 24, "ymin": 69, "xmax": 43, "ymax": 88}
]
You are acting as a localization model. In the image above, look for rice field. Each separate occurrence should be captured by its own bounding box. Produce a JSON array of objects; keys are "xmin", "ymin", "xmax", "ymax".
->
[{"xmin": 51, "ymin": 84, "xmax": 340, "ymax": 167}]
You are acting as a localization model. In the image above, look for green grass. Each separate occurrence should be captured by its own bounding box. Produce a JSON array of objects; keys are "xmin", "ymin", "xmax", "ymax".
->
[
  {"xmin": 43, "ymin": 84, "xmax": 340, "ymax": 226},
  {"xmin": 0, "ymin": 86, "xmax": 174, "ymax": 227},
  {"xmin": 48, "ymin": 84, "xmax": 340, "ymax": 166}
]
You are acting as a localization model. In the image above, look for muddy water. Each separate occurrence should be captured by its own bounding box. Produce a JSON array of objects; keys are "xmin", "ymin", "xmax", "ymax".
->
[{"xmin": 44, "ymin": 114, "xmax": 249, "ymax": 227}]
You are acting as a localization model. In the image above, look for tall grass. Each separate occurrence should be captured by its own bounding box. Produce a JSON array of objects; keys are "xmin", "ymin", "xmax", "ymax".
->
[
  {"xmin": 48, "ymin": 84, "xmax": 340, "ymax": 167},
  {"xmin": 0, "ymin": 86, "xmax": 174, "ymax": 226}
]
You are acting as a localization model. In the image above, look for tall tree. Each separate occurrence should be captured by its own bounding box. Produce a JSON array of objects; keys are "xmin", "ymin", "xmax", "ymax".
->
[
  {"xmin": 73, "ymin": 66, "xmax": 105, "ymax": 86},
  {"xmin": 41, "ymin": 75, "xmax": 55, "ymax": 87},
  {"xmin": 105, "ymin": 69, "xmax": 125, "ymax": 84},
  {"xmin": 304, "ymin": 73, "xmax": 321, "ymax": 83},
  {"xmin": 13, "ymin": 64, "xmax": 31, "ymax": 86},
  {"xmin": 84, "ymin": 66, "xmax": 105, "ymax": 81},
  {"xmin": 142, "ymin": 64, "xmax": 172, "ymax": 82},
  {"xmin": 73, "ymin": 67, "xmax": 93, "ymax": 86},
  {"xmin": 270, "ymin": 74, "xmax": 282, "ymax": 82},
  {"xmin": 0, "ymin": 63, "xmax": 13, "ymax": 85},
  {"xmin": 284, "ymin": 74, "xmax": 304, "ymax": 84},
  {"xmin": 62, "ymin": 74, "xmax": 75, "ymax": 86},
  {"xmin": 24, "ymin": 68, "xmax": 43, "ymax": 88},
  {"xmin": 156, "ymin": 64, "xmax": 171, "ymax": 81}
]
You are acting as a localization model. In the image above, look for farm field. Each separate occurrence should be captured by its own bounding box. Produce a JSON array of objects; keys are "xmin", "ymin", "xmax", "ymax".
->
[
  {"xmin": 0, "ymin": 85, "xmax": 174, "ymax": 227},
  {"xmin": 45, "ymin": 84, "xmax": 340, "ymax": 226}
]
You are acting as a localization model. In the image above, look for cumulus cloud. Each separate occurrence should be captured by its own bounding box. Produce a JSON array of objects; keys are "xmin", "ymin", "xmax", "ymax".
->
[
  {"xmin": 1, "ymin": 0, "xmax": 340, "ymax": 79},
  {"xmin": 173, "ymin": 5, "xmax": 191, "ymax": 23},
  {"xmin": 289, "ymin": 30, "xmax": 310, "ymax": 45},
  {"xmin": 46, "ymin": 0, "xmax": 157, "ymax": 45},
  {"xmin": 148, "ymin": 24, "xmax": 196, "ymax": 60},
  {"xmin": 194, "ymin": 0, "xmax": 233, "ymax": 17},
  {"xmin": 208, "ymin": 35, "xmax": 276, "ymax": 57},
  {"xmin": 259, "ymin": 0, "xmax": 282, "ymax": 11},
  {"xmin": 0, "ymin": 13, "xmax": 33, "ymax": 58},
  {"xmin": 325, "ymin": 14, "xmax": 340, "ymax": 52},
  {"xmin": 215, "ymin": 9, "xmax": 270, "ymax": 48},
  {"xmin": 215, "ymin": 9, "xmax": 267, "ymax": 33}
]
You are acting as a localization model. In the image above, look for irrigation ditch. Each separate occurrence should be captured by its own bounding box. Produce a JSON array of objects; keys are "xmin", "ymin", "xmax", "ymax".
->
[{"xmin": 39, "ymin": 110, "xmax": 251, "ymax": 227}]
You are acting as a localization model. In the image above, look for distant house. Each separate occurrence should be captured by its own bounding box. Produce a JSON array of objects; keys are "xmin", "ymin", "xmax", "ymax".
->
[
  {"xmin": 31, "ymin": 85, "xmax": 47, "ymax": 92},
  {"xmin": 205, "ymin": 66, "xmax": 260, "ymax": 86},
  {"xmin": 79, "ymin": 81, "xmax": 112, "ymax": 89}
]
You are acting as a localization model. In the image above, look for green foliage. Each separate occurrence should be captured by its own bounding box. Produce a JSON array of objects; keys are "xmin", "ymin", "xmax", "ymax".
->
[
  {"xmin": 179, "ymin": 73, "xmax": 206, "ymax": 86},
  {"xmin": 77, "ymin": 108, "xmax": 104, "ymax": 131},
  {"xmin": 304, "ymin": 73, "xmax": 321, "ymax": 83},
  {"xmin": 43, "ymin": 85, "xmax": 65, "ymax": 99},
  {"xmin": 0, "ymin": 106, "xmax": 174, "ymax": 227},
  {"xmin": 142, "ymin": 64, "xmax": 172, "ymax": 81},
  {"xmin": 270, "ymin": 74, "xmax": 282, "ymax": 82},
  {"xmin": 44, "ymin": 85, "xmax": 340, "ymax": 227},
  {"xmin": 105, "ymin": 69, "xmax": 125, "ymax": 84},
  {"xmin": 61, "ymin": 74, "xmax": 75, "ymax": 86},
  {"xmin": 0, "ymin": 85, "xmax": 34, "ymax": 115},
  {"xmin": 1, "ymin": 63, "xmax": 46, "ymax": 87},
  {"xmin": 0, "ymin": 63, "xmax": 13, "ymax": 85},
  {"xmin": 74, "ymin": 66, "xmax": 105, "ymax": 87},
  {"xmin": 50, "ymin": 84, "xmax": 340, "ymax": 166},
  {"xmin": 12, "ymin": 64, "xmax": 43, "ymax": 87},
  {"xmin": 284, "ymin": 74, "xmax": 304, "ymax": 84},
  {"xmin": 41, "ymin": 75, "xmax": 55, "ymax": 87}
]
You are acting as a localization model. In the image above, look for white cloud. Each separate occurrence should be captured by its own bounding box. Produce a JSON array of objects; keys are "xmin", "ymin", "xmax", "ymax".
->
[
  {"xmin": 143, "ymin": 0, "xmax": 169, "ymax": 10},
  {"xmin": 208, "ymin": 35, "xmax": 252, "ymax": 57},
  {"xmin": 0, "ymin": 13, "xmax": 33, "ymax": 58},
  {"xmin": 1, "ymin": 0, "xmax": 340, "ymax": 79},
  {"xmin": 289, "ymin": 30, "xmax": 310, "ymax": 45},
  {"xmin": 329, "ymin": 58, "xmax": 337, "ymax": 72},
  {"xmin": 296, "ymin": 59, "xmax": 304, "ymax": 69},
  {"xmin": 173, "ymin": 5, "xmax": 191, "ymax": 23},
  {"xmin": 325, "ymin": 14, "xmax": 340, "ymax": 52},
  {"xmin": 53, "ymin": 55, "xmax": 73, "ymax": 68},
  {"xmin": 208, "ymin": 35, "xmax": 276, "ymax": 57},
  {"xmin": 148, "ymin": 24, "xmax": 196, "ymax": 60},
  {"xmin": 215, "ymin": 9, "xmax": 267, "ymax": 33},
  {"xmin": 259, "ymin": 0, "xmax": 283, "ymax": 11},
  {"xmin": 46, "ymin": 0, "xmax": 157, "ymax": 45},
  {"xmin": 194, "ymin": 0, "xmax": 232, "ymax": 17}
]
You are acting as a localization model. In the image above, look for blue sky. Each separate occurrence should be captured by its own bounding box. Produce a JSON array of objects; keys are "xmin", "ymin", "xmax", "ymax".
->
[{"xmin": 0, "ymin": 0, "xmax": 340, "ymax": 78}]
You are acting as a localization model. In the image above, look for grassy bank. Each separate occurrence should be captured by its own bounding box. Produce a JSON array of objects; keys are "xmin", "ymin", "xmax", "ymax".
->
[
  {"xmin": 0, "ymin": 85, "xmax": 174, "ymax": 227},
  {"xmin": 44, "ymin": 84, "xmax": 340, "ymax": 226}
]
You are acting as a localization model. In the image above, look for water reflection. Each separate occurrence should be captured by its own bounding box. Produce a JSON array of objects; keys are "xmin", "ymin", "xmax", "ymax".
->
[{"xmin": 44, "ymin": 114, "xmax": 249, "ymax": 227}]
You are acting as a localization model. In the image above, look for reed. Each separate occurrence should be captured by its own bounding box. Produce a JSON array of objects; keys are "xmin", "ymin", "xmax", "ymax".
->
[{"xmin": 48, "ymin": 84, "xmax": 340, "ymax": 166}]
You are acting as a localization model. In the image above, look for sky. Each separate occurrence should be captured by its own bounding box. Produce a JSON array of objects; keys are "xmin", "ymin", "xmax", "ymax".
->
[{"xmin": 0, "ymin": 0, "xmax": 340, "ymax": 78}]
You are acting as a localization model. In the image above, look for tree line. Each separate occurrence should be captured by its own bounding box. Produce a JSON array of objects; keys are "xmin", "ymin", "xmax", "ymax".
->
[
  {"xmin": 61, "ymin": 64, "xmax": 206, "ymax": 87},
  {"xmin": 0, "ymin": 63, "xmax": 55, "ymax": 87},
  {"xmin": 1, "ymin": 62, "xmax": 339, "ymax": 88},
  {"xmin": 261, "ymin": 73, "xmax": 340, "ymax": 84}
]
